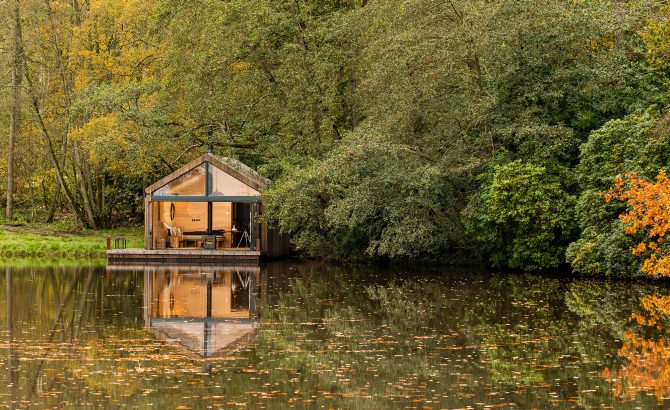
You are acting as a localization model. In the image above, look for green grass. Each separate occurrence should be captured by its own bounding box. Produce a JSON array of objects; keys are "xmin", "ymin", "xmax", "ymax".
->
[{"xmin": 0, "ymin": 225, "xmax": 143, "ymax": 257}]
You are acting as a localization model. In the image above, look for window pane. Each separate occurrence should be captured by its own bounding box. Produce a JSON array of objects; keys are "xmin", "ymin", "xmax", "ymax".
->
[
  {"xmin": 154, "ymin": 164, "xmax": 206, "ymax": 196},
  {"xmin": 209, "ymin": 165, "xmax": 260, "ymax": 197}
]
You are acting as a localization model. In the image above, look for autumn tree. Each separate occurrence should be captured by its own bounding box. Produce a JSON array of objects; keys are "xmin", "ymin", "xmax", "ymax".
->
[
  {"xmin": 606, "ymin": 171, "xmax": 670, "ymax": 278},
  {"xmin": 641, "ymin": 5, "xmax": 670, "ymax": 68},
  {"xmin": 566, "ymin": 111, "xmax": 670, "ymax": 277}
]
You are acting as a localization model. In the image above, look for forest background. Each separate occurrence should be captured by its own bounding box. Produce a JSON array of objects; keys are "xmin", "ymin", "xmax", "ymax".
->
[{"xmin": 1, "ymin": 0, "xmax": 670, "ymax": 277}]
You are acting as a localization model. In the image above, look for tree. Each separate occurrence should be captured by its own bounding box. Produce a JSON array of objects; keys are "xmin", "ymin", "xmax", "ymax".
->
[
  {"xmin": 567, "ymin": 110, "xmax": 670, "ymax": 277},
  {"xmin": 264, "ymin": 130, "xmax": 473, "ymax": 261},
  {"xmin": 606, "ymin": 171, "xmax": 670, "ymax": 278},
  {"xmin": 6, "ymin": 0, "xmax": 23, "ymax": 222},
  {"xmin": 641, "ymin": 5, "xmax": 670, "ymax": 68}
]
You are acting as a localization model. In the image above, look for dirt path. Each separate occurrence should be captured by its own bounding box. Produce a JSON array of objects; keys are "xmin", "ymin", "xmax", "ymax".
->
[{"xmin": 0, "ymin": 223, "xmax": 94, "ymax": 237}]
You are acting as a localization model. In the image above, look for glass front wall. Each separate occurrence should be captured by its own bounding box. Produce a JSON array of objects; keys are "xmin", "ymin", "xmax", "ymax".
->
[
  {"xmin": 209, "ymin": 166, "xmax": 260, "ymax": 197},
  {"xmin": 152, "ymin": 163, "xmax": 260, "ymax": 198},
  {"xmin": 153, "ymin": 201, "xmax": 242, "ymax": 248},
  {"xmin": 153, "ymin": 164, "xmax": 206, "ymax": 196},
  {"xmin": 149, "ymin": 162, "xmax": 260, "ymax": 249}
]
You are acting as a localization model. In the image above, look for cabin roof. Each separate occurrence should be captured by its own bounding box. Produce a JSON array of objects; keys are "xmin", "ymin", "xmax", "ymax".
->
[{"xmin": 144, "ymin": 153, "xmax": 270, "ymax": 194}]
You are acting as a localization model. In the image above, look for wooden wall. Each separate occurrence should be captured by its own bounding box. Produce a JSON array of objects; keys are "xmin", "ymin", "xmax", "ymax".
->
[
  {"xmin": 262, "ymin": 224, "xmax": 291, "ymax": 258},
  {"xmin": 151, "ymin": 201, "xmax": 161, "ymax": 249}
]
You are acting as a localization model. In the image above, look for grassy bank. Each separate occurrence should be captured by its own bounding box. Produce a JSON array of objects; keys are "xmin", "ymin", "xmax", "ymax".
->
[{"xmin": 0, "ymin": 224, "xmax": 143, "ymax": 257}]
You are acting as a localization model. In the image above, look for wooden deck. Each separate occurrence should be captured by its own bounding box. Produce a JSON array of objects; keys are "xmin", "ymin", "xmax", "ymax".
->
[{"xmin": 107, "ymin": 248, "xmax": 265, "ymax": 265}]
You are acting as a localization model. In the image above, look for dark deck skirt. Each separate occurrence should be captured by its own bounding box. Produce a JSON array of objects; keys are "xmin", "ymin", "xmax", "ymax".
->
[{"xmin": 106, "ymin": 248, "xmax": 265, "ymax": 265}]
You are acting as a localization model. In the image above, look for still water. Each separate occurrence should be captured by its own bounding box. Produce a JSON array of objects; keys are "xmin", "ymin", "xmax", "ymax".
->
[{"xmin": 1, "ymin": 261, "xmax": 670, "ymax": 408}]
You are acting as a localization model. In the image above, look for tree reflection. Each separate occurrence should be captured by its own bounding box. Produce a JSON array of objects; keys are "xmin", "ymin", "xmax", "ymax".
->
[
  {"xmin": 597, "ymin": 293, "xmax": 670, "ymax": 403},
  {"xmin": 0, "ymin": 264, "xmax": 144, "ymax": 407},
  {"xmin": 6, "ymin": 267, "xmax": 18, "ymax": 409},
  {"xmin": 632, "ymin": 294, "xmax": 670, "ymax": 330},
  {"xmin": 603, "ymin": 331, "xmax": 670, "ymax": 402}
]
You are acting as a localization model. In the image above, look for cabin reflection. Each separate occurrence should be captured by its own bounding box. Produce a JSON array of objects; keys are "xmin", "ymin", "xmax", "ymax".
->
[{"xmin": 144, "ymin": 266, "xmax": 261, "ymax": 358}]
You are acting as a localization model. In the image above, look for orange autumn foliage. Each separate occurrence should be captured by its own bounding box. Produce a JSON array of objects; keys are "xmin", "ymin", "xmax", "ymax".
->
[
  {"xmin": 632, "ymin": 295, "xmax": 670, "ymax": 331},
  {"xmin": 603, "ymin": 295, "xmax": 670, "ymax": 402},
  {"xmin": 602, "ymin": 331, "xmax": 670, "ymax": 402},
  {"xmin": 606, "ymin": 171, "xmax": 670, "ymax": 277}
]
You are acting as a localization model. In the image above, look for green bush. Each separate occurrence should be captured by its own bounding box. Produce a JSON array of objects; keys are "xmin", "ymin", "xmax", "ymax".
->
[{"xmin": 463, "ymin": 160, "xmax": 576, "ymax": 270}]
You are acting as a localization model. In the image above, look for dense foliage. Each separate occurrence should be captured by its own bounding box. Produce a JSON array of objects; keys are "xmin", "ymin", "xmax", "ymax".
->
[
  {"xmin": 463, "ymin": 160, "xmax": 575, "ymax": 269},
  {"xmin": 1, "ymin": 0, "xmax": 670, "ymax": 274}
]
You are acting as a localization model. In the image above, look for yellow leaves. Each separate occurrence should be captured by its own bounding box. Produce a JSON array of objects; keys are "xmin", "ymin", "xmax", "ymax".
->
[
  {"xmin": 588, "ymin": 35, "xmax": 615, "ymax": 54},
  {"xmin": 607, "ymin": 170, "xmax": 670, "ymax": 277},
  {"xmin": 633, "ymin": 242, "xmax": 647, "ymax": 256},
  {"xmin": 640, "ymin": 6, "xmax": 670, "ymax": 67},
  {"xmin": 77, "ymin": 50, "xmax": 95, "ymax": 59},
  {"xmin": 71, "ymin": 0, "xmax": 159, "ymax": 90},
  {"xmin": 69, "ymin": 114, "xmax": 138, "ymax": 172},
  {"xmin": 231, "ymin": 61, "xmax": 251, "ymax": 73}
]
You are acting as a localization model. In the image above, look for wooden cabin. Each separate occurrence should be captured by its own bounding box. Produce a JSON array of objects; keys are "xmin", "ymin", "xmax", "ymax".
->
[{"xmin": 142, "ymin": 153, "xmax": 290, "ymax": 259}]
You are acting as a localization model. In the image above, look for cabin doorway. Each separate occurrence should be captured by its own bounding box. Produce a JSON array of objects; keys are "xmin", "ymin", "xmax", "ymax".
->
[{"xmin": 232, "ymin": 203, "xmax": 251, "ymax": 247}]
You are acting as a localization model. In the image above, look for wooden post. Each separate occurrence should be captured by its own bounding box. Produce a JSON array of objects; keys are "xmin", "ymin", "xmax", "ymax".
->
[{"xmin": 206, "ymin": 162, "xmax": 213, "ymax": 235}]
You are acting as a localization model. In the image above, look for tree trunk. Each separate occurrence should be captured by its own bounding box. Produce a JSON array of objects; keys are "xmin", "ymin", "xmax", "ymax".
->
[
  {"xmin": 7, "ymin": 0, "xmax": 23, "ymax": 222},
  {"xmin": 46, "ymin": 188, "xmax": 60, "ymax": 222},
  {"xmin": 24, "ymin": 61, "xmax": 89, "ymax": 227},
  {"xmin": 72, "ymin": 143, "xmax": 97, "ymax": 229}
]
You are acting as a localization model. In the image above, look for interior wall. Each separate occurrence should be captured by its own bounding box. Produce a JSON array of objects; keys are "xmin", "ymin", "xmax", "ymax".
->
[
  {"xmin": 154, "ymin": 201, "xmax": 234, "ymax": 247},
  {"xmin": 160, "ymin": 202, "xmax": 208, "ymax": 232}
]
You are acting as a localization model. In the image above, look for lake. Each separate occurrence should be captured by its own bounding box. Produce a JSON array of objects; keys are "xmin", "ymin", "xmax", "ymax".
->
[{"xmin": 1, "ymin": 261, "xmax": 669, "ymax": 408}]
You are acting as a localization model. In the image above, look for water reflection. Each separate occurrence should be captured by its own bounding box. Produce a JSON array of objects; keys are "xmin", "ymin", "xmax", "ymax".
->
[
  {"xmin": 1, "ymin": 262, "xmax": 670, "ymax": 407},
  {"xmin": 601, "ymin": 294, "xmax": 670, "ymax": 403},
  {"xmin": 144, "ymin": 267, "xmax": 261, "ymax": 358}
]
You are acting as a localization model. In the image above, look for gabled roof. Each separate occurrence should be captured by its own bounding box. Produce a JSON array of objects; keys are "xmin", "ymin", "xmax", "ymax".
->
[
  {"xmin": 148, "ymin": 318, "xmax": 257, "ymax": 359},
  {"xmin": 145, "ymin": 153, "xmax": 270, "ymax": 194}
]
